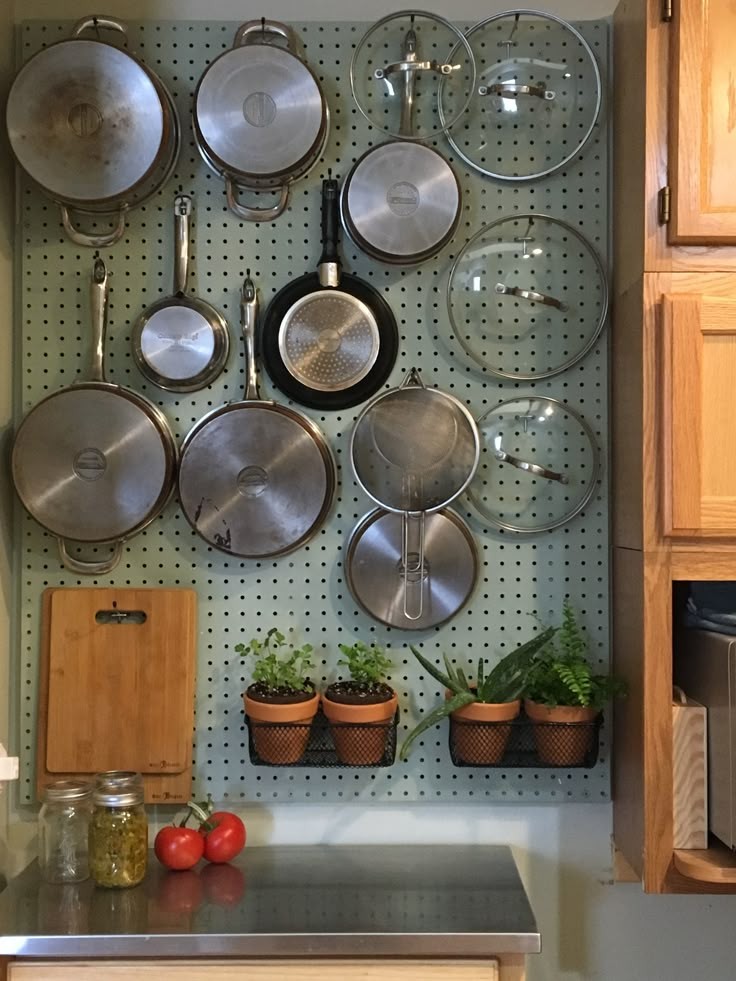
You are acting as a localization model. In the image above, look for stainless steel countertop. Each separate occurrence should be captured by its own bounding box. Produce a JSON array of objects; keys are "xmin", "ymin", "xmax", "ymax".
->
[{"xmin": 0, "ymin": 844, "xmax": 540, "ymax": 958}]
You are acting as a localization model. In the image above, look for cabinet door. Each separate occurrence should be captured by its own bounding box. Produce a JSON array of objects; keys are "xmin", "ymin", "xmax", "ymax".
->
[
  {"xmin": 663, "ymin": 293, "xmax": 736, "ymax": 534},
  {"xmin": 669, "ymin": 0, "xmax": 736, "ymax": 243}
]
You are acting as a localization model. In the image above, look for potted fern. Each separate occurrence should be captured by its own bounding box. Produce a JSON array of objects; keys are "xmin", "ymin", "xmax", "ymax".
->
[
  {"xmin": 322, "ymin": 641, "xmax": 397, "ymax": 766},
  {"xmin": 523, "ymin": 601, "xmax": 627, "ymax": 765},
  {"xmin": 238, "ymin": 628, "xmax": 319, "ymax": 765},
  {"xmin": 399, "ymin": 626, "xmax": 556, "ymax": 765}
]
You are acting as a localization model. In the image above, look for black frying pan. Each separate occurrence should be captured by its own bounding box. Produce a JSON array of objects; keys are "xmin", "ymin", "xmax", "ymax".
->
[{"xmin": 260, "ymin": 177, "xmax": 398, "ymax": 410}]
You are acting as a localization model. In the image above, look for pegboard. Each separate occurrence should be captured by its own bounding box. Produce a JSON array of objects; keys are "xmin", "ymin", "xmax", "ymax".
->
[{"xmin": 13, "ymin": 17, "xmax": 610, "ymax": 805}]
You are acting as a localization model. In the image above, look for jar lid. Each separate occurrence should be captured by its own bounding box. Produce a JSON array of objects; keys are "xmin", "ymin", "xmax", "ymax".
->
[
  {"xmin": 94, "ymin": 770, "xmax": 143, "ymax": 788},
  {"xmin": 42, "ymin": 779, "xmax": 93, "ymax": 802},
  {"xmin": 93, "ymin": 787, "xmax": 144, "ymax": 808}
]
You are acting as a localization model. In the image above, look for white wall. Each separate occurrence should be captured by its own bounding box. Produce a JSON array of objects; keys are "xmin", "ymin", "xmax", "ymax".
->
[{"xmin": 5, "ymin": 2, "xmax": 736, "ymax": 980}]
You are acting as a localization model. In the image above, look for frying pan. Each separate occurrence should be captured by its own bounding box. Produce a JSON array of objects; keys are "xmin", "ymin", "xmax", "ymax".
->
[
  {"xmin": 177, "ymin": 275, "xmax": 336, "ymax": 558},
  {"xmin": 261, "ymin": 178, "xmax": 398, "ymax": 410},
  {"xmin": 12, "ymin": 259, "xmax": 178, "ymax": 574},
  {"xmin": 132, "ymin": 194, "xmax": 229, "ymax": 392}
]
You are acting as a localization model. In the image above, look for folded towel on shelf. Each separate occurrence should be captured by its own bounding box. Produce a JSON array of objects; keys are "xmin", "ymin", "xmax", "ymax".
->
[{"xmin": 685, "ymin": 582, "xmax": 736, "ymax": 636}]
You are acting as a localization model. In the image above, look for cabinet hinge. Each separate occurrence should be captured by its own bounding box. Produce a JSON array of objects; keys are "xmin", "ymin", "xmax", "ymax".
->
[
  {"xmin": 662, "ymin": 0, "xmax": 673, "ymax": 22},
  {"xmin": 658, "ymin": 185, "xmax": 671, "ymax": 224}
]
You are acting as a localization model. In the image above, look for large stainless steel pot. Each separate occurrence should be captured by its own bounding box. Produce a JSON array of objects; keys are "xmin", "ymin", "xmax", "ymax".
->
[
  {"xmin": 193, "ymin": 20, "xmax": 329, "ymax": 222},
  {"xmin": 6, "ymin": 16, "xmax": 180, "ymax": 248}
]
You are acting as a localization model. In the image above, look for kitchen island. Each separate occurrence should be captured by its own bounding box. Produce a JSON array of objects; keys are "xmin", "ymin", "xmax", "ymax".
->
[{"xmin": 0, "ymin": 844, "xmax": 538, "ymax": 979}]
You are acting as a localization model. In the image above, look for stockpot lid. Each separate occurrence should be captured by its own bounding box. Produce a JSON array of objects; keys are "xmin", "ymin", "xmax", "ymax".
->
[
  {"xmin": 6, "ymin": 39, "xmax": 166, "ymax": 203},
  {"xmin": 350, "ymin": 10, "xmax": 476, "ymax": 141},
  {"xmin": 466, "ymin": 396, "xmax": 600, "ymax": 533},
  {"xmin": 447, "ymin": 213, "xmax": 608, "ymax": 379},
  {"xmin": 441, "ymin": 9, "xmax": 602, "ymax": 181}
]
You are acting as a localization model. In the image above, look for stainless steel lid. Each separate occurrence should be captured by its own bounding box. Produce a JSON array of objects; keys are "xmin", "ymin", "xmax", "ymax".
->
[
  {"xmin": 42, "ymin": 780, "xmax": 93, "ymax": 802},
  {"xmin": 6, "ymin": 39, "xmax": 166, "ymax": 202},
  {"xmin": 341, "ymin": 142, "xmax": 460, "ymax": 263},
  {"xmin": 447, "ymin": 214, "xmax": 608, "ymax": 379},
  {"xmin": 194, "ymin": 43, "xmax": 325, "ymax": 178}
]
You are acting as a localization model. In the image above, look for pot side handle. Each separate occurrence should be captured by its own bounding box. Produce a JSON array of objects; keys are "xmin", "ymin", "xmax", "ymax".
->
[
  {"xmin": 226, "ymin": 178, "xmax": 289, "ymax": 223},
  {"xmin": 71, "ymin": 16, "xmax": 128, "ymax": 38},
  {"xmin": 60, "ymin": 205, "xmax": 127, "ymax": 248},
  {"xmin": 58, "ymin": 540, "xmax": 123, "ymax": 575},
  {"xmin": 233, "ymin": 19, "xmax": 297, "ymax": 53}
]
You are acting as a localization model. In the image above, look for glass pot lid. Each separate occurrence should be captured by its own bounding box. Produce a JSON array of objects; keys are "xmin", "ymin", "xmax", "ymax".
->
[
  {"xmin": 350, "ymin": 11, "xmax": 476, "ymax": 141},
  {"xmin": 447, "ymin": 213, "xmax": 608, "ymax": 380},
  {"xmin": 466, "ymin": 396, "xmax": 600, "ymax": 533},
  {"xmin": 441, "ymin": 9, "xmax": 601, "ymax": 180}
]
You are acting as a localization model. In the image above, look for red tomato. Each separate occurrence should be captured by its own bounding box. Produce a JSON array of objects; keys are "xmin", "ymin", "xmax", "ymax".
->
[
  {"xmin": 154, "ymin": 825, "xmax": 205, "ymax": 871},
  {"xmin": 200, "ymin": 862, "xmax": 246, "ymax": 907},
  {"xmin": 200, "ymin": 812, "xmax": 246, "ymax": 864}
]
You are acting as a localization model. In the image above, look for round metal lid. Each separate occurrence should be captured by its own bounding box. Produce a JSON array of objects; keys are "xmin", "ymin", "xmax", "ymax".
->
[
  {"xmin": 42, "ymin": 780, "xmax": 93, "ymax": 802},
  {"xmin": 178, "ymin": 403, "xmax": 334, "ymax": 558},
  {"xmin": 12, "ymin": 385, "xmax": 173, "ymax": 543},
  {"xmin": 441, "ymin": 10, "xmax": 602, "ymax": 181},
  {"xmin": 447, "ymin": 214, "xmax": 608, "ymax": 380},
  {"xmin": 350, "ymin": 10, "xmax": 475, "ymax": 141},
  {"xmin": 346, "ymin": 507, "xmax": 478, "ymax": 630},
  {"xmin": 194, "ymin": 44, "xmax": 325, "ymax": 178},
  {"xmin": 466, "ymin": 396, "xmax": 600, "ymax": 533},
  {"xmin": 6, "ymin": 39, "xmax": 165, "ymax": 202},
  {"xmin": 341, "ymin": 142, "xmax": 460, "ymax": 263},
  {"xmin": 279, "ymin": 291, "xmax": 381, "ymax": 392}
]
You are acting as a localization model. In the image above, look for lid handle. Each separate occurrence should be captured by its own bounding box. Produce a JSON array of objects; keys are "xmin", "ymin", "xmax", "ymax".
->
[
  {"xmin": 479, "ymin": 82, "xmax": 556, "ymax": 101},
  {"xmin": 494, "ymin": 444, "xmax": 568, "ymax": 485},
  {"xmin": 495, "ymin": 282, "xmax": 568, "ymax": 312}
]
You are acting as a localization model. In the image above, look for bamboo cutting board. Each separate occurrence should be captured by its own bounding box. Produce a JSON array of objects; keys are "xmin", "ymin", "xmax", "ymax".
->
[{"xmin": 37, "ymin": 588, "xmax": 196, "ymax": 804}]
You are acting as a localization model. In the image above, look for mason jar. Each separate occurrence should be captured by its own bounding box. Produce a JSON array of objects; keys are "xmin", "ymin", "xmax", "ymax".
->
[
  {"xmin": 38, "ymin": 780, "xmax": 93, "ymax": 884},
  {"xmin": 88, "ymin": 781, "xmax": 148, "ymax": 889}
]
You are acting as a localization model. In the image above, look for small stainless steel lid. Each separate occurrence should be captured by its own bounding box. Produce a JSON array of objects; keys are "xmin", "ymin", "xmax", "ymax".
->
[
  {"xmin": 42, "ymin": 780, "xmax": 93, "ymax": 802},
  {"xmin": 95, "ymin": 771, "xmax": 143, "ymax": 789},
  {"xmin": 341, "ymin": 142, "xmax": 460, "ymax": 263},
  {"xmin": 6, "ymin": 40, "xmax": 166, "ymax": 202}
]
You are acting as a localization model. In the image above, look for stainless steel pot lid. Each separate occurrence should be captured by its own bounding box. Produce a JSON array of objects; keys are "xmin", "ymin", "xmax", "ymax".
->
[
  {"xmin": 441, "ymin": 10, "xmax": 601, "ymax": 181},
  {"xmin": 341, "ymin": 142, "xmax": 460, "ymax": 264},
  {"xmin": 7, "ymin": 40, "xmax": 166, "ymax": 202},
  {"xmin": 194, "ymin": 37, "xmax": 325, "ymax": 178},
  {"xmin": 447, "ymin": 214, "xmax": 608, "ymax": 379},
  {"xmin": 346, "ymin": 507, "xmax": 478, "ymax": 630},
  {"xmin": 350, "ymin": 11, "xmax": 475, "ymax": 141},
  {"xmin": 466, "ymin": 396, "xmax": 600, "ymax": 533}
]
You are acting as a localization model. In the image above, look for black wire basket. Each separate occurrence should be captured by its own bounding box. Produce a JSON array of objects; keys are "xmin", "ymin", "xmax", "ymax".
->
[
  {"xmin": 449, "ymin": 711, "xmax": 603, "ymax": 768},
  {"xmin": 246, "ymin": 708, "xmax": 399, "ymax": 768}
]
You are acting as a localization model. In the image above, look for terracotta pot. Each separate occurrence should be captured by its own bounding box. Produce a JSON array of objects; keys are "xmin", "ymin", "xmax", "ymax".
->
[
  {"xmin": 449, "ymin": 697, "xmax": 521, "ymax": 765},
  {"xmin": 524, "ymin": 699, "xmax": 599, "ymax": 766},
  {"xmin": 244, "ymin": 691, "xmax": 319, "ymax": 765},
  {"xmin": 321, "ymin": 692, "xmax": 398, "ymax": 766}
]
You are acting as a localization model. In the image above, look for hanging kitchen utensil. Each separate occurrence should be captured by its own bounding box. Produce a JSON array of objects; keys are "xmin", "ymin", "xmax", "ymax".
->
[
  {"xmin": 346, "ymin": 507, "xmax": 479, "ymax": 630},
  {"xmin": 6, "ymin": 16, "xmax": 180, "ymax": 247},
  {"xmin": 261, "ymin": 177, "xmax": 398, "ymax": 410},
  {"xmin": 350, "ymin": 369, "xmax": 479, "ymax": 621},
  {"xmin": 12, "ymin": 259, "xmax": 178, "ymax": 575},
  {"xmin": 193, "ymin": 19, "xmax": 329, "ymax": 222},
  {"xmin": 440, "ymin": 9, "xmax": 602, "ymax": 181},
  {"xmin": 466, "ymin": 396, "xmax": 600, "ymax": 533},
  {"xmin": 350, "ymin": 11, "xmax": 476, "ymax": 142},
  {"xmin": 447, "ymin": 214, "xmax": 608, "ymax": 380},
  {"xmin": 177, "ymin": 275, "xmax": 336, "ymax": 558},
  {"xmin": 132, "ymin": 194, "xmax": 230, "ymax": 392}
]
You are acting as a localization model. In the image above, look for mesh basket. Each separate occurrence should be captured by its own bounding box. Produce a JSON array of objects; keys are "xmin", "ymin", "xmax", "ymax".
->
[
  {"xmin": 449, "ymin": 712, "xmax": 602, "ymax": 768},
  {"xmin": 246, "ymin": 708, "xmax": 398, "ymax": 768}
]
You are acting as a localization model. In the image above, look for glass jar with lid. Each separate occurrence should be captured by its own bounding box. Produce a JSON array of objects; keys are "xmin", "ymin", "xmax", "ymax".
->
[
  {"xmin": 89, "ymin": 776, "xmax": 147, "ymax": 888},
  {"xmin": 38, "ymin": 779, "xmax": 93, "ymax": 884}
]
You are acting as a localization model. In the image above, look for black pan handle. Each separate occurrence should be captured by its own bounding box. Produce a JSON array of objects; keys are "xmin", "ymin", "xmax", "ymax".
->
[{"xmin": 318, "ymin": 179, "xmax": 340, "ymax": 287}]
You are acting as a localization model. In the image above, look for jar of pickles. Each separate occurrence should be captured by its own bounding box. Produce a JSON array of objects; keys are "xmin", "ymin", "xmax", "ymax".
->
[
  {"xmin": 38, "ymin": 780, "xmax": 93, "ymax": 884},
  {"xmin": 88, "ymin": 775, "xmax": 147, "ymax": 888}
]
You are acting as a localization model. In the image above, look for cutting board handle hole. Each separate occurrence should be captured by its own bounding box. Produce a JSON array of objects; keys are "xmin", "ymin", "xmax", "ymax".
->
[{"xmin": 95, "ymin": 609, "xmax": 147, "ymax": 625}]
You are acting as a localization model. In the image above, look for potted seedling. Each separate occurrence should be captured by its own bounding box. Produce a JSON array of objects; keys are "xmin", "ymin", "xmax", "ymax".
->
[
  {"xmin": 523, "ymin": 600, "xmax": 627, "ymax": 766},
  {"xmin": 399, "ymin": 626, "xmax": 556, "ymax": 765},
  {"xmin": 322, "ymin": 641, "xmax": 397, "ymax": 766},
  {"xmin": 238, "ymin": 628, "xmax": 319, "ymax": 765}
]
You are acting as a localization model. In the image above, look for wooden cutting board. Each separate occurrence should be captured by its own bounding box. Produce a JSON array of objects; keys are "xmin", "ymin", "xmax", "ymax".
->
[{"xmin": 37, "ymin": 587, "xmax": 196, "ymax": 804}]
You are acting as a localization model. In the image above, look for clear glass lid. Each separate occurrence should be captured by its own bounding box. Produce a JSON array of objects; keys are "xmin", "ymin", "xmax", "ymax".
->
[
  {"xmin": 441, "ymin": 10, "xmax": 601, "ymax": 180},
  {"xmin": 447, "ymin": 214, "xmax": 608, "ymax": 380},
  {"xmin": 350, "ymin": 11, "xmax": 476, "ymax": 141},
  {"xmin": 466, "ymin": 396, "xmax": 600, "ymax": 533}
]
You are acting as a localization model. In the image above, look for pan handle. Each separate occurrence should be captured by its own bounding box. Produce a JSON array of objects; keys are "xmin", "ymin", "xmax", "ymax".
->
[
  {"xmin": 58, "ymin": 539, "xmax": 123, "ymax": 575},
  {"xmin": 226, "ymin": 178, "xmax": 289, "ymax": 223},
  {"xmin": 318, "ymin": 179, "xmax": 340, "ymax": 287},
  {"xmin": 241, "ymin": 275, "xmax": 260, "ymax": 401},
  {"xmin": 60, "ymin": 205, "xmax": 127, "ymax": 248},
  {"xmin": 89, "ymin": 258, "xmax": 108, "ymax": 384},
  {"xmin": 173, "ymin": 195, "xmax": 192, "ymax": 296}
]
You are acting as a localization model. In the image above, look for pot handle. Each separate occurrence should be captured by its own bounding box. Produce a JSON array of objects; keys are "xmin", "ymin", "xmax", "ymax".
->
[
  {"xmin": 234, "ymin": 19, "xmax": 297, "ymax": 53},
  {"xmin": 60, "ymin": 205, "xmax": 127, "ymax": 248},
  {"xmin": 71, "ymin": 16, "xmax": 128, "ymax": 38},
  {"xmin": 226, "ymin": 178, "xmax": 289, "ymax": 223},
  {"xmin": 58, "ymin": 540, "xmax": 123, "ymax": 575}
]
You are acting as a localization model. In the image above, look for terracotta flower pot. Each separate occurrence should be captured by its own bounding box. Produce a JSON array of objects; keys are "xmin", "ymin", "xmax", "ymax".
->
[
  {"xmin": 449, "ymin": 697, "xmax": 521, "ymax": 765},
  {"xmin": 321, "ymin": 692, "xmax": 398, "ymax": 766},
  {"xmin": 244, "ymin": 691, "xmax": 319, "ymax": 765},
  {"xmin": 524, "ymin": 699, "xmax": 599, "ymax": 766}
]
